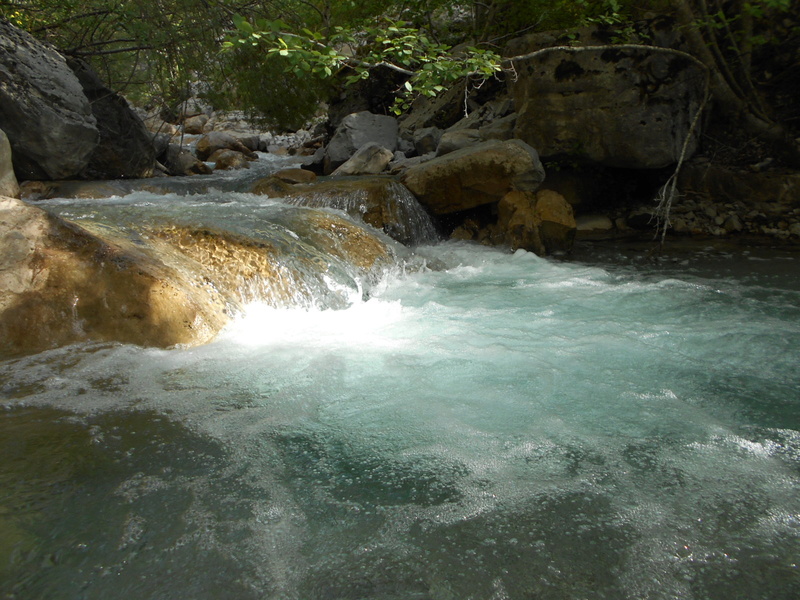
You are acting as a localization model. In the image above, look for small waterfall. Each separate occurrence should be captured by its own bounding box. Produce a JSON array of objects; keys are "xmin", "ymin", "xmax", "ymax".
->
[{"xmin": 282, "ymin": 177, "xmax": 439, "ymax": 247}]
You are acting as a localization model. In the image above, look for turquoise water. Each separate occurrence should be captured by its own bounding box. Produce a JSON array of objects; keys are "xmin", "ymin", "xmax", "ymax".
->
[{"xmin": 1, "ymin": 190, "xmax": 799, "ymax": 599}]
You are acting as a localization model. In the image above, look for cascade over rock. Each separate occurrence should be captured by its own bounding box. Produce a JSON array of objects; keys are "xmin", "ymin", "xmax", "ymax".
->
[
  {"xmin": 0, "ymin": 196, "xmax": 396, "ymax": 357},
  {"xmin": 67, "ymin": 58, "xmax": 155, "ymax": 179},
  {"xmin": 253, "ymin": 176, "xmax": 438, "ymax": 247},
  {"xmin": 510, "ymin": 47, "xmax": 706, "ymax": 168},
  {"xmin": 401, "ymin": 139, "xmax": 545, "ymax": 215},
  {"xmin": 0, "ymin": 20, "xmax": 98, "ymax": 180},
  {"xmin": 0, "ymin": 196, "xmax": 227, "ymax": 356}
]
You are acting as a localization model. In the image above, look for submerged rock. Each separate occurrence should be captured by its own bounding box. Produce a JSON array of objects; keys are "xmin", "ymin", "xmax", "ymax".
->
[{"xmin": 401, "ymin": 139, "xmax": 545, "ymax": 215}]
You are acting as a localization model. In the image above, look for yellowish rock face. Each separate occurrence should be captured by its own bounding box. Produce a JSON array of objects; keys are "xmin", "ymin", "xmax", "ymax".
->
[{"xmin": 0, "ymin": 198, "xmax": 395, "ymax": 357}]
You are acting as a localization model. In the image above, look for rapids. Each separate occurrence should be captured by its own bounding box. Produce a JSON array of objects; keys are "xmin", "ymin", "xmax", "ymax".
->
[{"xmin": 1, "ymin": 157, "xmax": 799, "ymax": 599}]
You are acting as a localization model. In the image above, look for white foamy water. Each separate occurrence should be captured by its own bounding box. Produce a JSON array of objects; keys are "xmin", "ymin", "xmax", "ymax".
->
[{"xmin": 2, "ymin": 188, "xmax": 799, "ymax": 599}]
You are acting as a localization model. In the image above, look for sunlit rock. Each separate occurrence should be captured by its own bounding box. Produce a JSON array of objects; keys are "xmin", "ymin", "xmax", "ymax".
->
[
  {"xmin": 0, "ymin": 197, "xmax": 228, "ymax": 357},
  {"xmin": 401, "ymin": 139, "xmax": 545, "ymax": 215},
  {"xmin": 183, "ymin": 114, "xmax": 209, "ymax": 134}
]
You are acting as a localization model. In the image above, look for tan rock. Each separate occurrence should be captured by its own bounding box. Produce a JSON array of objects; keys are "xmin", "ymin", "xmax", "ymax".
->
[
  {"xmin": 196, "ymin": 131, "xmax": 257, "ymax": 161},
  {"xmin": 497, "ymin": 189, "xmax": 576, "ymax": 255},
  {"xmin": 401, "ymin": 139, "xmax": 545, "ymax": 215},
  {"xmin": 209, "ymin": 149, "xmax": 251, "ymax": 171},
  {"xmin": 183, "ymin": 114, "xmax": 209, "ymax": 135},
  {"xmin": 331, "ymin": 142, "xmax": 393, "ymax": 176},
  {"xmin": 0, "ymin": 197, "xmax": 227, "ymax": 357}
]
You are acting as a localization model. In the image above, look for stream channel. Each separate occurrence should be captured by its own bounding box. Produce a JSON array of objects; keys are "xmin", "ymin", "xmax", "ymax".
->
[{"xmin": 2, "ymin": 155, "xmax": 799, "ymax": 599}]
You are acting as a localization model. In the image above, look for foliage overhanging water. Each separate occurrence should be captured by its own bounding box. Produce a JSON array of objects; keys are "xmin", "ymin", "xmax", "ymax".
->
[{"xmin": 1, "ymin": 162, "xmax": 799, "ymax": 599}]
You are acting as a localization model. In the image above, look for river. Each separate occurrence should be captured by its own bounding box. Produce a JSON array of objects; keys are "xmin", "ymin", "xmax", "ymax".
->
[{"xmin": 1, "ymin": 156, "xmax": 799, "ymax": 599}]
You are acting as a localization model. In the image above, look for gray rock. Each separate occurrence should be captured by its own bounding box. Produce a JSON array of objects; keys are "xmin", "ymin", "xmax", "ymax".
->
[
  {"xmin": 163, "ymin": 144, "xmax": 212, "ymax": 176},
  {"xmin": 331, "ymin": 142, "xmax": 394, "ymax": 176},
  {"xmin": 152, "ymin": 132, "xmax": 172, "ymax": 161},
  {"xmin": 479, "ymin": 113, "xmax": 517, "ymax": 141},
  {"xmin": 0, "ymin": 20, "xmax": 98, "ymax": 179},
  {"xmin": 436, "ymin": 129, "xmax": 483, "ymax": 156},
  {"xmin": 511, "ymin": 47, "xmax": 706, "ymax": 168},
  {"xmin": 723, "ymin": 214, "xmax": 743, "ymax": 232},
  {"xmin": 0, "ymin": 129, "xmax": 19, "ymax": 198},
  {"xmin": 413, "ymin": 127, "xmax": 443, "ymax": 156},
  {"xmin": 325, "ymin": 112, "xmax": 398, "ymax": 173},
  {"xmin": 67, "ymin": 58, "xmax": 155, "ymax": 179}
]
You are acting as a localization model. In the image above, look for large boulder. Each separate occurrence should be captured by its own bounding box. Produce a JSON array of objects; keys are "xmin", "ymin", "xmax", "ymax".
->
[
  {"xmin": 0, "ymin": 197, "xmax": 228, "ymax": 357},
  {"xmin": 401, "ymin": 139, "xmax": 545, "ymax": 215},
  {"xmin": 0, "ymin": 20, "xmax": 98, "ymax": 180},
  {"xmin": 510, "ymin": 47, "xmax": 706, "ymax": 168},
  {"xmin": 0, "ymin": 129, "xmax": 19, "ymax": 198},
  {"xmin": 67, "ymin": 58, "xmax": 155, "ymax": 179},
  {"xmin": 325, "ymin": 112, "xmax": 398, "ymax": 173}
]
